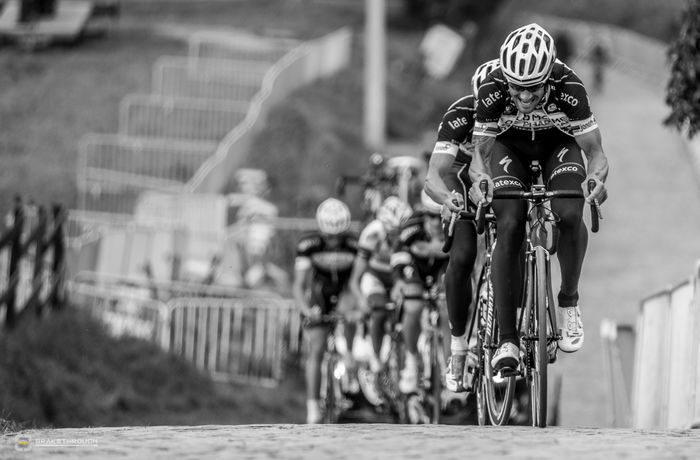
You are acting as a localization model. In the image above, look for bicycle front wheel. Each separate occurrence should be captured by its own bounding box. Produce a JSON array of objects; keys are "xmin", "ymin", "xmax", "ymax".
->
[
  {"xmin": 530, "ymin": 247, "xmax": 550, "ymax": 427},
  {"xmin": 322, "ymin": 353, "xmax": 341, "ymax": 423},
  {"xmin": 429, "ymin": 329, "xmax": 445, "ymax": 424},
  {"xmin": 479, "ymin": 271, "xmax": 516, "ymax": 425}
]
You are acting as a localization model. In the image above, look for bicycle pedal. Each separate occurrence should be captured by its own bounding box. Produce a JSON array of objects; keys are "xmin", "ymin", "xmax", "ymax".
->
[{"xmin": 498, "ymin": 366, "xmax": 519, "ymax": 377}]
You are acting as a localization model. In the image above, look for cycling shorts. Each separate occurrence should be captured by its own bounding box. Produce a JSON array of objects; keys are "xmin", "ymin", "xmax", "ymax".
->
[{"xmin": 490, "ymin": 133, "xmax": 586, "ymax": 191}]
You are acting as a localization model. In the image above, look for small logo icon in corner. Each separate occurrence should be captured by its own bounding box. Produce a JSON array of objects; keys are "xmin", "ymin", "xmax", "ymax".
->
[{"xmin": 15, "ymin": 436, "xmax": 31, "ymax": 451}]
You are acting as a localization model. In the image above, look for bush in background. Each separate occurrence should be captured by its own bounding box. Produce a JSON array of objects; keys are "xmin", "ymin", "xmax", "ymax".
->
[{"xmin": 665, "ymin": 0, "xmax": 700, "ymax": 139}]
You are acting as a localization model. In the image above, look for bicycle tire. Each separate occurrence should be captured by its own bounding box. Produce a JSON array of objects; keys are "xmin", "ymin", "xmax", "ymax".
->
[
  {"xmin": 530, "ymin": 247, "xmax": 549, "ymax": 427},
  {"xmin": 322, "ymin": 353, "xmax": 338, "ymax": 423},
  {"xmin": 429, "ymin": 330, "xmax": 443, "ymax": 424},
  {"xmin": 387, "ymin": 333, "xmax": 408, "ymax": 423},
  {"xmin": 480, "ymin": 270, "xmax": 516, "ymax": 425},
  {"xmin": 475, "ymin": 331, "xmax": 490, "ymax": 426}
]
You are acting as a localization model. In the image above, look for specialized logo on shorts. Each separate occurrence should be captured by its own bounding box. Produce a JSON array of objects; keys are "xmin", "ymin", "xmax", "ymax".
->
[
  {"xmin": 499, "ymin": 155, "xmax": 512, "ymax": 173},
  {"xmin": 560, "ymin": 92, "xmax": 579, "ymax": 106},
  {"xmin": 493, "ymin": 178, "xmax": 522, "ymax": 189},
  {"xmin": 557, "ymin": 148, "xmax": 569, "ymax": 163}
]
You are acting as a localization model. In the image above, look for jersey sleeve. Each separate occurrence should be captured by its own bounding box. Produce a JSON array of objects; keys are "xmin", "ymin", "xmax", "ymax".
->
[
  {"xmin": 473, "ymin": 76, "xmax": 508, "ymax": 138},
  {"xmin": 357, "ymin": 221, "xmax": 381, "ymax": 259},
  {"xmin": 296, "ymin": 233, "xmax": 321, "ymax": 258},
  {"xmin": 556, "ymin": 67, "xmax": 598, "ymax": 136},
  {"xmin": 433, "ymin": 96, "xmax": 476, "ymax": 156}
]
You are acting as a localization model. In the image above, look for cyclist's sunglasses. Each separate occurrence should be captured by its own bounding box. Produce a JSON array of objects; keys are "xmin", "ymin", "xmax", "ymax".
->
[{"xmin": 508, "ymin": 82, "xmax": 547, "ymax": 92}]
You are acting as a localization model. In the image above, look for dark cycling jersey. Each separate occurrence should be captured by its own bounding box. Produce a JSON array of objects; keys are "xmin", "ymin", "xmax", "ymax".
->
[
  {"xmin": 390, "ymin": 211, "xmax": 448, "ymax": 285},
  {"xmin": 474, "ymin": 61, "xmax": 598, "ymax": 141},
  {"xmin": 433, "ymin": 94, "xmax": 476, "ymax": 167},
  {"xmin": 296, "ymin": 232, "xmax": 358, "ymax": 291}
]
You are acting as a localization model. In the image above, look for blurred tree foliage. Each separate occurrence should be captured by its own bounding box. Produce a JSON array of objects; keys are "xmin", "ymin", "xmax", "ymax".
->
[
  {"xmin": 399, "ymin": 0, "xmax": 505, "ymax": 29},
  {"xmin": 664, "ymin": 0, "xmax": 700, "ymax": 138}
]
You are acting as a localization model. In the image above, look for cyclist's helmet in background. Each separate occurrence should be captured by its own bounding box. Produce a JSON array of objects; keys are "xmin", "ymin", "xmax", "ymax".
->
[
  {"xmin": 369, "ymin": 152, "xmax": 385, "ymax": 168},
  {"xmin": 499, "ymin": 23, "xmax": 556, "ymax": 87},
  {"xmin": 419, "ymin": 190, "xmax": 442, "ymax": 217},
  {"xmin": 316, "ymin": 198, "xmax": 352, "ymax": 235},
  {"xmin": 471, "ymin": 58, "xmax": 500, "ymax": 96},
  {"xmin": 377, "ymin": 196, "xmax": 413, "ymax": 232}
]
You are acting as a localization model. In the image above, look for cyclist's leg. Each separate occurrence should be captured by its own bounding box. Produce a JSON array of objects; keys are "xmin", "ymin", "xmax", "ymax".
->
[
  {"xmin": 304, "ymin": 281, "xmax": 333, "ymax": 423},
  {"xmin": 359, "ymin": 271, "xmax": 390, "ymax": 372},
  {"xmin": 443, "ymin": 162, "xmax": 479, "ymax": 392},
  {"xmin": 399, "ymin": 274, "xmax": 424, "ymax": 393},
  {"xmin": 544, "ymin": 141, "xmax": 587, "ymax": 305},
  {"xmin": 489, "ymin": 141, "xmax": 529, "ymax": 353},
  {"xmin": 544, "ymin": 140, "xmax": 587, "ymax": 351},
  {"xmin": 444, "ymin": 162, "xmax": 478, "ymax": 345}
]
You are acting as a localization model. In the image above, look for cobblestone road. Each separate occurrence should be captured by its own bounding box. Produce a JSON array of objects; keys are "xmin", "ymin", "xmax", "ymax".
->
[{"xmin": 3, "ymin": 424, "xmax": 700, "ymax": 459}]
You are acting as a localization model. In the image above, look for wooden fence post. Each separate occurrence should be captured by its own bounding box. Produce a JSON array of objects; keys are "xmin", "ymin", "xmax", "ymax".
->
[{"xmin": 50, "ymin": 204, "xmax": 66, "ymax": 311}]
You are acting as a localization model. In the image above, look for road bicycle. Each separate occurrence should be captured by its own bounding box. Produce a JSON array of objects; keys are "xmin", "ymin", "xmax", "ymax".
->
[
  {"xmin": 381, "ymin": 278, "xmax": 447, "ymax": 424},
  {"xmin": 444, "ymin": 206, "xmax": 514, "ymax": 425},
  {"xmin": 444, "ymin": 161, "xmax": 600, "ymax": 427},
  {"xmin": 308, "ymin": 313, "xmax": 353, "ymax": 423}
]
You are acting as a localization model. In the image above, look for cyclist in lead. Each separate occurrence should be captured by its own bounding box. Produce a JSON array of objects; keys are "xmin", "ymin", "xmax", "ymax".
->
[
  {"xmin": 468, "ymin": 23, "xmax": 609, "ymax": 371},
  {"xmin": 389, "ymin": 190, "xmax": 450, "ymax": 394},
  {"xmin": 423, "ymin": 58, "xmax": 499, "ymax": 392},
  {"xmin": 293, "ymin": 198, "xmax": 359, "ymax": 424}
]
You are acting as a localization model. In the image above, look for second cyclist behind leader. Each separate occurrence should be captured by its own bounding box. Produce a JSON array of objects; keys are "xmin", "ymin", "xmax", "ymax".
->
[
  {"xmin": 424, "ymin": 59, "xmax": 500, "ymax": 393},
  {"xmin": 468, "ymin": 23, "xmax": 609, "ymax": 371}
]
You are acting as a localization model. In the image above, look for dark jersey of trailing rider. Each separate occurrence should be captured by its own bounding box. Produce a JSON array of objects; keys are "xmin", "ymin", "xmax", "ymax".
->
[
  {"xmin": 295, "ymin": 232, "xmax": 358, "ymax": 290},
  {"xmin": 474, "ymin": 61, "xmax": 598, "ymax": 141},
  {"xmin": 390, "ymin": 211, "xmax": 448, "ymax": 285},
  {"xmin": 433, "ymin": 94, "xmax": 476, "ymax": 167}
]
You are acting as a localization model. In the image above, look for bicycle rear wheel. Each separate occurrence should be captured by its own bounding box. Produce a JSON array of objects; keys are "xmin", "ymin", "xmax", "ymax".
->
[
  {"xmin": 479, "ymin": 271, "xmax": 516, "ymax": 425},
  {"xmin": 322, "ymin": 353, "xmax": 339, "ymax": 423},
  {"xmin": 429, "ymin": 329, "xmax": 444, "ymax": 423},
  {"xmin": 530, "ymin": 247, "xmax": 549, "ymax": 427}
]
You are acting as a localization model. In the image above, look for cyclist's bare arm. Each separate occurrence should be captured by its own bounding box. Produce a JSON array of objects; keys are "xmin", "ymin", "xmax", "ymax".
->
[
  {"xmin": 575, "ymin": 128, "xmax": 609, "ymax": 204},
  {"xmin": 469, "ymin": 134, "xmax": 496, "ymax": 203},
  {"xmin": 292, "ymin": 257, "xmax": 313, "ymax": 315},
  {"xmin": 424, "ymin": 151, "xmax": 463, "ymax": 212},
  {"xmin": 349, "ymin": 256, "xmax": 369, "ymax": 312}
]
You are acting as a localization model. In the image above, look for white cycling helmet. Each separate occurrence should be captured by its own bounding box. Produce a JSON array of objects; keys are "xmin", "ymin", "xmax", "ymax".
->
[
  {"xmin": 377, "ymin": 196, "xmax": 413, "ymax": 232},
  {"xmin": 316, "ymin": 198, "xmax": 351, "ymax": 235},
  {"xmin": 471, "ymin": 58, "xmax": 500, "ymax": 96},
  {"xmin": 420, "ymin": 190, "xmax": 442, "ymax": 216},
  {"xmin": 499, "ymin": 23, "xmax": 556, "ymax": 87}
]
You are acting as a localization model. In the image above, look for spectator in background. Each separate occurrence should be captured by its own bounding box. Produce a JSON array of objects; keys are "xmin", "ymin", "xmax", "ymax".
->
[
  {"xmin": 590, "ymin": 43, "xmax": 610, "ymax": 94},
  {"xmin": 226, "ymin": 168, "xmax": 289, "ymax": 293}
]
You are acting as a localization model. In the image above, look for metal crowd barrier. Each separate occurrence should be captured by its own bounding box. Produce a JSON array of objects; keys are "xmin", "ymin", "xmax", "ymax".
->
[
  {"xmin": 153, "ymin": 56, "xmax": 270, "ymax": 102},
  {"xmin": 167, "ymin": 296, "xmax": 301, "ymax": 388},
  {"xmin": 119, "ymin": 94, "xmax": 249, "ymax": 142},
  {"xmin": 68, "ymin": 277, "xmax": 301, "ymax": 387}
]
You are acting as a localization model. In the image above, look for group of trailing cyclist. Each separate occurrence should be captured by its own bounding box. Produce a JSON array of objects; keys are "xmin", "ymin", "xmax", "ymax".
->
[{"xmin": 294, "ymin": 22, "xmax": 609, "ymax": 425}]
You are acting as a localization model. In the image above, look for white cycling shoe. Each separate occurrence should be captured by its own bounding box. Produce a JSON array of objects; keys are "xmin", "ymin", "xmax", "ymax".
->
[
  {"xmin": 490, "ymin": 342, "xmax": 519, "ymax": 372},
  {"xmin": 557, "ymin": 305, "xmax": 584, "ymax": 352}
]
